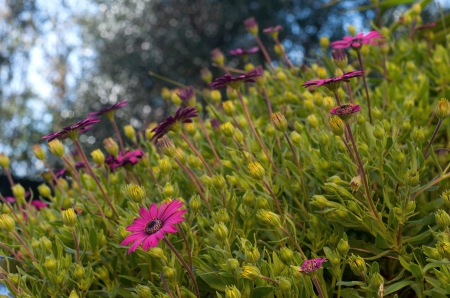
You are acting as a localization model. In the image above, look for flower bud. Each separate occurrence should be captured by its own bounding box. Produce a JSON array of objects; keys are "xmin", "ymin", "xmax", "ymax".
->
[
  {"xmin": 437, "ymin": 98, "xmax": 450, "ymax": 120},
  {"xmin": 185, "ymin": 123, "xmax": 196, "ymax": 136},
  {"xmin": 187, "ymin": 155, "xmax": 202, "ymax": 170},
  {"xmin": 256, "ymin": 209, "xmax": 281, "ymax": 228},
  {"xmin": 350, "ymin": 176, "xmax": 362, "ymax": 192},
  {"xmin": 349, "ymin": 254, "xmax": 366, "ymax": 276},
  {"xmin": 241, "ymin": 265, "xmax": 261, "ymax": 280},
  {"xmin": 211, "ymin": 48, "xmax": 225, "ymax": 66},
  {"xmin": 135, "ymin": 285, "xmax": 153, "ymax": 298},
  {"xmin": 44, "ymin": 256, "xmax": 57, "ymax": 271},
  {"xmin": 373, "ymin": 125, "xmax": 384, "ymax": 140},
  {"xmin": 412, "ymin": 3, "xmax": 421, "ymax": 15},
  {"xmin": 163, "ymin": 183, "xmax": 174, "ymax": 198},
  {"xmin": 213, "ymin": 222, "xmax": 228, "ymax": 241},
  {"xmin": 277, "ymin": 277, "xmax": 291, "ymax": 293},
  {"xmin": 317, "ymin": 67, "xmax": 327, "ymax": 79},
  {"xmin": 227, "ymin": 87, "xmax": 238, "ymax": 100},
  {"xmin": 189, "ymin": 195, "xmax": 202, "ymax": 212},
  {"xmin": 274, "ymin": 43, "xmax": 284, "ymax": 56},
  {"xmin": 124, "ymin": 125, "xmax": 136, "ymax": 140},
  {"xmin": 62, "ymin": 208, "xmax": 77, "ymax": 227},
  {"xmin": 159, "ymin": 158, "xmax": 172, "ymax": 175},
  {"xmin": 215, "ymin": 208, "xmax": 230, "ymax": 224},
  {"xmin": 277, "ymin": 71, "xmax": 287, "ymax": 82},
  {"xmin": 69, "ymin": 290, "xmax": 79, "ymax": 298},
  {"xmin": 83, "ymin": 173, "xmax": 97, "ymax": 192},
  {"xmin": 0, "ymin": 153, "xmax": 10, "ymax": 169},
  {"xmin": 291, "ymin": 131, "xmax": 302, "ymax": 145},
  {"xmin": 123, "ymin": 184, "xmax": 145, "ymax": 204},
  {"xmin": 442, "ymin": 190, "xmax": 450, "ymax": 208},
  {"xmin": 280, "ymin": 247, "xmax": 294, "ymax": 263},
  {"xmin": 32, "ymin": 237, "xmax": 40, "ymax": 250},
  {"xmin": 88, "ymin": 149, "xmax": 104, "ymax": 166},
  {"xmin": 8, "ymin": 274, "xmax": 19, "ymax": 286},
  {"xmin": 234, "ymin": 129, "xmax": 244, "ymax": 143},
  {"xmin": 12, "ymin": 184, "xmax": 26, "ymax": 202},
  {"xmin": 0, "ymin": 214, "xmax": 15, "ymax": 232},
  {"xmin": 161, "ymin": 87, "xmax": 171, "ymax": 100},
  {"xmin": 163, "ymin": 266, "xmax": 176, "ymax": 282},
  {"xmin": 320, "ymin": 36, "xmax": 329, "ymax": 48},
  {"xmin": 348, "ymin": 25, "xmax": 356, "ymax": 35},
  {"xmin": 271, "ymin": 112, "xmax": 287, "ymax": 132},
  {"xmin": 337, "ymin": 239, "xmax": 350, "ymax": 256},
  {"xmin": 221, "ymin": 122, "xmax": 234, "ymax": 137},
  {"xmin": 96, "ymin": 266, "xmax": 110, "ymax": 281},
  {"xmin": 248, "ymin": 162, "xmax": 265, "ymax": 180},
  {"xmin": 437, "ymin": 241, "xmax": 450, "ymax": 259},
  {"xmin": 226, "ymin": 258, "xmax": 240, "ymax": 271},
  {"xmin": 245, "ymin": 246, "xmax": 260, "ymax": 264},
  {"xmin": 200, "ymin": 68, "xmax": 212, "ymax": 84},
  {"xmin": 48, "ymin": 139, "xmax": 65, "ymax": 157},
  {"xmin": 307, "ymin": 115, "xmax": 319, "ymax": 129},
  {"xmin": 223, "ymin": 101, "xmax": 235, "ymax": 117},
  {"xmin": 243, "ymin": 191, "xmax": 255, "ymax": 205},
  {"xmin": 329, "ymin": 116, "xmax": 344, "ymax": 136},
  {"xmin": 225, "ymin": 285, "xmax": 241, "ymax": 298},
  {"xmin": 40, "ymin": 236, "xmax": 52, "ymax": 251},
  {"xmin": 436, "ymin": 209, "xmax": 450, "ymax": 228},
  {"xmin": 212, "ymin": 175, "xmax": 226, "ymax": 190},
  {"xmin": 33, "ymin": 144, "xmax": 46, "ymax": 161},
  {"xmin": 412, "ymin": 127, "xmax": 424, "ymax": 143},
  {"xmin": 370, "ymin": 272, "xmax": 384, "ymax": 289},
  {"xmin": 37, "ymin": 183, "xmax": 51, "ymax": 201},
  {"xmin": 147, "ymin": 247, "xmax": 167, "ymax": 261},
  {"xmin": 103, "ymin": 138, "xmax": 119, "ymax": 157},
  {"xmin": 211, "ymin": 90, "xmax": 222, "ymax": 103},
  {"xmin": 406, "ymin": 169, "xmax": 419, "ymax": 186},
  {"xmin": 73, "ymin": 264, "xmax": 85, "ymax": 280}
]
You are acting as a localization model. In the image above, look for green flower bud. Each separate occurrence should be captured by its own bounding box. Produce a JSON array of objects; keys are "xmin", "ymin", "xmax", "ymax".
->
[
  {"xmin": 307, "ymin": 114, "xmax": 319, "ymax": 129},
  {"xmin": 370, "ymin": 272, "xmax": 384, "ymax": 289},
  {"xmin": 274, "ymin": 44, "xmax": 284, "ymax": 57},
  {"xmin": 44, "ymin": 256, "xmax": 57, "ymax": 271},
  {"xmin": 225, "ymin": 285, "xmax": 241, "ymax": 298},
  {"xmin": 223, "ymin": 101, "xmax": 236, "ymax": 117},
  {"xmin": 73, "ymin": 264, "xmax": 85, "ymax": 280},
  {"xmin": 245, "ymin": 246, "xmax": 260, "ymax": 264},
  {"xmin": 442, "ymin": 190, "xmax": 450, "ymax": 208},
  {"xmin": 437, "ymin": 241, "xmax": 450, "ymax": 259},
  {"xmin": 62, "ymin": 208, "xmax": 77, "ymax": 227},
  {"xmin": 330, "ymin": 116, "xmax": 344, "ymax": 136},
  {"xmin": 56, "ymin": 269, "xmax": 67, "ymax": 285},
  {"xmin": 174, "ymin": 148, "xmax": 186, "ymax": 165},
  {"xmin": 278, "ymin": 277, "xmax": 292, "ymax": 292},
  {"xmin": 0, "ymin": 214, "xmax": 15, "ymax": 232},
  {"xmin": 187, "ymin": 155, "xmax": 202, "ymax": 170},
  {"xmin": 221, "ymin": 122, "xmax": 235, "ymax": 137},
  {"xmin": 157, "ymin": 136, "xmax": 176, "ymax": 158},
  {"xmin": 123, "ymin": 184, "xmax": 145, "ymax": 204},
  {"xmin": 124, "ymin": 125, "xmax": 136, "ymax": 140},
  {"xmin": 234, "ymin": 129, "xmax": 244, "ymax": 143},
  {"xmin": 256, "ymin": 209, "xmax": 281, "ymax": 228},
  {"xmin": 241, "ymin": 265, "xmax": 261, "ymax": 280},
  {"xmin": 280, "ymin": 247, "xmax": 294, "ymax": 263},
  {"xmin": 163, "ymin": 183, "xmax": 174, "ymax": 198},
  {"xmin": 12, "ymin": 184, "xmax": 26, "ymax": 203},
  {"xmin": 185, "ymin": 123, "xmax": 196, "ymax": 136},
  {"xmin": 406, "ymin": 169, "xmax": 419, "ymax": 186},
  {"xmin": 69, "ymin": 290, "xmax": 80, "ymax": 298},
  {"xmin": 0, "ymin": 153, "xmax": 9, "ymax": 169},
  {"xmin": 236, "ymin": 115, "xmax": 247, "ymax": 129},
  {"xmin": 348, "ymin": 25, "xmax": 356, "ymax": 35},
  {"xmin": 8, "ymin": 274, "xmax": 19, "ymax": 286},
  {"xmin": 159, "ymin": 158, "xmax": 172, "ymax": 175},
  {"xmin": 214, "ymin": 208, "xmax": 230, "ymax": 224},
  {"xmin": 337, "ymin": 239, "xmax": 350, "ymax": 256},
  {"xmin": 213, "ymin": 222, "xmax": 228, "ymax": 241},
  {"xmin": 95, "ymin": 266, "xmax": 110, "ymax": 281},
  {"xmin": 48, "ymin": 139, "xmax": 65, "ymax": 157},
  {"xmin": 266, "ymin": 124, "xmax": 275, "ymax": 137},
  {"xmin": 437, "ymin": 98, "xmax": 450, "ymax": 120},
  {"xmin": 161, "ymin": 87, "xmax": 171, "ymax": 100},
  {"xmin": 90, "ymin": 149, "xmax": 105, "ymax": 166},
  {"xmin": 40, "ymin": 236, "xmax": 52, "ymax": 251},
  {"xmin": 243, "ymin": 191, "xmax": 255, "ymax": 205},
  {"xmin": 136, "ymin": 284, "xmax": 153, "ymax": 298},
  {"xmin": 436, "ymin": 209, "xmax": 450, "ymax": 228},
  {"xmin": 320, "ymin": 36, "xmax": 329, "ymax": 48},
  {"xmin": 200, "ymin": 175, "xmax": 212, "ymax": 187},
  {"xmin": 271, "ymin": 112, "xmax": 287, "ymax": 132},
  {"xmin": 311, "ymin": 195, "xmax": 329, "ymax": 208},
  {"xmin": 38, "ymin": 183, "xmax": 51, "ymax": 199},
  {"xmin": 212, "ymin": 175, "xmax": 226, "ymax": 190},
  {"xmin": 304, "ymin": 99, "xmax": 314, "ymax": 113},
  {"xmin": 373, "ymin": 125, "xmax": 384, "ymax": 140},
  {"xmin": 189, "ymin": 195, "xmax": 202, "ymax": 212},
  {"xmin": 31, "ymin": 237, "xmax": 40, "ymax": 250},
  {"xmin": 412, "ymin": 127, "xmax": 424, "ymax": 143},
  {"xmin": 163, "ymin": 266, "xmax": 176, "ymax": 282},
  {"xmin": 147, "ymin": 247, "xmax": 167, "ymax": 260},
  {"xmin": 226, "ymin": 259, "xmax": 240, "ymax": 271},
  {"xmin": 319, "ymin": 132, "xmax": 330, "ymax": 147},
  {"xmin": 422, "ymin": 245, "xmax": 441, "ymax": 260},
  {"xmin": 248, "ymin": 162, "xmax": 265, "ymax": 180},
  {"xmin": 32, "ymin": 144, "xmax": 46, "ymax": 161},
  {"xmin": 349, "ymin": 254, "xmax": 366, "ymax": 276},
  {"xmin": 291, "ymin": 131, "xmax": 302, "ymax": 145},
  {"xmin": 211, "ymin": 89, "xmax": 222, "ymax": 103},
  {"xmin": 103, "ymin": 137, "xmax": 119, "ymax": 157}
]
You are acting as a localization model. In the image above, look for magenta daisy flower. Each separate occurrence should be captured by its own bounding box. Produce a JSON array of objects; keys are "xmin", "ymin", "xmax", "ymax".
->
[
  {"xmin": 302, "ymin": 70, "xmax": 364, "ymax": 91},
  {"xmin": 330, "ymin": 104, "xmax": 361, "ymax": 121},
  {"xmin": 89, "ymin": 100, "xmax": 128, "ymax": 119},
  {"xmin": 150, "ymin": 107, "xmax": 198, "ymax": 143},
  {"xmin": 55, "ymin": 161, "xmax": 86, "ymax": 178},
  {"xmin": 263, "ymin": 25, "xmax": 282, "ymax": 34},
  {"xmin": 243, "ymin": 17, "xmax": 258, "ymax": 35},
  {"xmin": 105, "ymin": 149, "xmax": 144, "ymax": 170},
  {"xmin": 330, "ymin": 31, "xmax": 384, "ymax": 49},
  {"xmin": 229, "ymin": 47, "xmax": 259, "ymax": 56},
  {"xmin": 299, "ymin": 258, "xmax": 327, "ymax": 273},
  {"xmin": 121, "ymin": 200, "xmax": 187, "ymax": 253},
  {"xmin": 209, "ymin": 67, "xmax": 263, "ymax": 90},
  {"xmin": 42, "ymin": 117, "xmax": 100, "ymax": 142}
]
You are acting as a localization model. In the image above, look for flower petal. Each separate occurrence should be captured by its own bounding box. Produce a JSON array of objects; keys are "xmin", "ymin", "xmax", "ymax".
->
[
  {"xmin": 139, "ymin": 206, "xmax": 152, "ymax": 221},
  {"xmin": 121, "ymin": 232, "xmax": 146, "ymax": 246}
]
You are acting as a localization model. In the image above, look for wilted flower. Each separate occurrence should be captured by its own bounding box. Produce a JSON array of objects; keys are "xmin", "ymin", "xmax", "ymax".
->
[
  {"xmin": 330, "ymin": 104, "xmax": 361, "ymax": 121},
  {"xmin": 150, "ymin": 107, "xmax": 198, "ymax": 142},
  {"xmin": 302, "ymin": 71, "xmax": 364, "ymax": 91},
  {"xmin": 299, "ymin": 258, "xmax": 327, "ymax": 273},
  {"xmin": 121, "ymin": 200, "xmax": 186, "ymax": 253},
  {"xmin": 42, "ymin": 117, "xmax": 100, "ymax": 142},
  {"xmin": 332, "ymin": 49, "xmax": 348, "ymax": 69},
  {"xmin": 271, "ymin": 112, "xmax": 287, "ymax": 132},
  {"xmin": 177, "ymin": 86, "xmax": 196, "ymax": 106},
  {"xmin": 350, "ymin": 175, "xmax": 362, "ymax": 192},
  {"xmin": 89, "ymin": 100, "xmax": 128, "ymax": 119},
  {"xmin": 209, "ymin": 67, "xmax": 263, "ymax": 90},
  {"xmin": 330, "ymin": 31, "xmax": 384, "ymax": 49}
]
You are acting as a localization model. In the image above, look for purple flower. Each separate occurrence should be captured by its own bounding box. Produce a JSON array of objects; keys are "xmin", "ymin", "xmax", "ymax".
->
[
  {"xmin": 302, "ymin": 71, "xmax": 364, "ymax": 91},
  {"xmin": 229, "ymin": 47, "xmax": 259, "ymax": 56},
  {"xmin": 330, "ymin": 104, "xmax": 361, "ymax": 122},
  {"xmin": 299, "ymin": 258, "xmax": 327, "ymax": 273},
  {"xmin": 42, "ymin": 117, "xmax": 100, "ymax": 142},
  {"xmin": 55, "ymin": 162, "xmax": 85, "ymax": 178},
  {"xmin": 330, "ymin": 31, "xmax": 384, "ymax": 49},
  {"xmin": 244, "ymin": 17, "xmax": 258, "ymax": 32},
  {"xmin": 263, "ymin": 25, "xmax": 282, "ymax": 34},
  {"xmin": 210, "ymin": 118, "xmax": 221, "ymax": 132},
  {"xmin": 177, "ymin": 86, "xmax": 196, "ymax": 106},
  {"xmin": 150, "ymin": 107, "xmax": 198, "ymax": 143},
  {"xmin": 416, "ymin": 22, "xmax": 436, "ymax": 31},
  {"xmin": 105, "ymin": 149, "xmax": 144, "ymax": 170},
  {"xmin": 31, "ymin": 200, "xmax": 48, "ymax": 211},
  {"xmin": 89, "ymin": 100, "xmax": 128, "ymax": 118},
  {"xmin": 209, "ymin": 67, "xmax": 263, "ymax": 90}
]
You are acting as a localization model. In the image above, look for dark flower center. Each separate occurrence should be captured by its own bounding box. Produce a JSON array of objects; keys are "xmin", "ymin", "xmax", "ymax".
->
[
  {"xmin": 352, "ymin": 38, "xmax": 363, "ymax": 44},
  {"xmin": 145, "ymin": 218, "xmax": 163, "ymax": 235},
  {"xmin": 334, "ymin": 105, "xmax": 353, "ymax": 115}
]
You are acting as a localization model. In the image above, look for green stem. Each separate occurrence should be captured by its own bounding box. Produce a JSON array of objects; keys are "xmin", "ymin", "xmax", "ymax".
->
[
  {"xmin": 279, "ymin": 226, "xmax": 306, "ymax": 259},
  {"xmin": 72, "ymin": 227, "xmax": 80, "ymax": 264},
  {"xmin": 110, "ymin": 118, "xmax": 125, "ymax": 153},
  {"xmin": 262, "ymin": 180, "xmax": 285, "ymax": 223},
  {"xmin": 356, "ymin": 51, "xmax": 373, "ymax": 125},
  {"xmin": 177, "ymin": 223, "xmax": 193, "ymax": 271},
  {"xmin": 254, "ymin": 35, "xmax": 274, "ymax": 68},
  {"xmin": 197, "ymin": 117, "xmax": 221, "ymax": 163},
  {"xmin": 179, "ymin": 132, "xmax": 214, "ymax": 176},
  {"xmin": 423, "ymin": 119, "xmax": 442, "ymax": 159}
]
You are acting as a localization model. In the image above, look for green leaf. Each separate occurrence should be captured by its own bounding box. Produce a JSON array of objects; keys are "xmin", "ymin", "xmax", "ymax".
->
[
  {"xmin": 410, "ymin": 263, "xmax": 424, "ymax": 280},
  {"xmin": 383, "ymin": 163, "xmax": 402, "ymax": 182},
  {"xmin": 251, "ymin": 286, "xmax": 274, "ymax": 297},
  {"xmin": 118, "ymin": 275, "xmax": 145, "ymax": 283},
  {"xmin": 398, "ymin": 256, "xmax": 411, "ymax": 271},
  {"xmin": 384, "ymin": 281, "xmax": 415, "ymax": 295},
  {"xmin": 89, "ymin": 227, "xmax": 98, "ymax": 252},
  {"xmin": 430, "ymin": 146, "xmax": 443, "ymax": 174},
  {"xmin": 375, "ymin": 233, "xmax": 390, "ymax": 249}
]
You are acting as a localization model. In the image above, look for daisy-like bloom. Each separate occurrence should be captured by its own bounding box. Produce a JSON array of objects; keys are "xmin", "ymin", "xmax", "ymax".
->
[
  {"xmin": 121, "ymin": 200, "xmax": 186, "ymax": 253},
  {"xmin": 211, "ymin": 48, "xmax": 225, "ymax": 66},
  {"xmin": 210, "ymin": 118, "xmax": 221, "ymax": 133},
  {"xmin": 42, "ymin": 117, "xmax": 100, "ymax": 142},
  {"xmin": 263, "ymin": 25, "xmax": 282, "ymax": 39},
  {"xmin": 330, "ymin": 31, "xmax": 384, "ymax": 49},
  {"xmin": 150, "ymin": 107, "xmax": 198, "ymax": 143},
  {"xmin": 330, "ymin": 104, "xmax": 361, "ymax": 122},
  {"xmin": 299, "ymin": 258, "xmax": 327, "ymax": 273},
  {"xmin": 89, "ymin": 100, "xmax": 128, "ymax": 119},
  {"xmin": 105, "ymin": 149, "xmax": 144, "ymax": 170},
  {"xmin": 209, "ymin": 67, "xmax": 263, "ymax": 90},
  {"xmin": 302, "ymin": 70, "xmax": 364, "ymax": 91},
  {"xmin": 243, "ymin": 17, "xmax": 258, "ymax": 35},
  {"xmin": 177, "ymin": 86, "xmax": 196, "ymax": 106},
  {"xmin": 229, "ymin": 47, "xmax": 259, "ymax": 56},
  {"xmin": 331, "ymin": 49, "xmax": 348, "ymax": 70}
]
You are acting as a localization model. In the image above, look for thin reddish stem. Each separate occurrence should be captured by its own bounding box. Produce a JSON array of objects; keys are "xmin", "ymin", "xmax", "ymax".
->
[
  {"xmin": 179, "ymin": 132, "xmax": 214, "ymax": 176},
  {"xmin": 254, "ymin": 35, "xmax": 274, "ymax": 68},
  {"xmin": 356, "ymin": 51, "xmax": 373, "ymax": 124},
  {"xmin": 197, "ymin": 117, "xmax": 221, "ymax": 162},
  {"xmin": 111, "ymin": 118, "xmax": 125, "ymax": 153}
]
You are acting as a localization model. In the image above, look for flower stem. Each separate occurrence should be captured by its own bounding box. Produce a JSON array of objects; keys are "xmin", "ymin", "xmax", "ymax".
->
[
  {"xmin": 262, "ymin": 180, "xmax": 285, "ymax": 223},
  {"xmin": 197, "ymin": 117, "xmax": 221, "ymax": 163},
  {"xmin": 237, "ymin": 90, "xmax": 279, "ymax": 174},
  {"xmin": 163, "ymin": 237, "xmax": 200, "ymax": 298},
  {"xmin": 333, "ymin": 91, "xmax": 342, "ymax": 106},
  {"xmin": 279, "ymin": 226, "xmax": 306, "ymax": 259},
  {"xmin": 177, "ymin": 223, "xmax": 193, "ymax": 271},
  {"xmin": 74, "ymin": 140, "xmax": 119, "ymax": 219},
  {"xmin": 312, "ymin": 276, "xmax": 326, "ymax": 298},
  {"xmin": 345, "ymin": 123, "xmax": 379, "ymax": 220},
  {"xmin": 275, "ymin": 38, "xmax": 295, "ymax": 70},
  {"xmin": 174, "ymin": 158, "xmax": 210, "ymax": 209},
  {"xmin": 0, "ymin": 271, "xmax": 19, "ymax": 295},
  {"xmin": 263, "ymin": 88, "xmax": 281, "ymax": 149},
  {"xmin": 72, "ymin": 227, "xmax": 80, "ymax": 264},
  {"xmin": 423, "ymin": 119, "xmax": 442, "ymax": 159},
  {"xmin": 110, "ymin": 118, "xmax": 125, "ymax": 153},
  {"xmin": 254, "ymin": 35, "xmax": 274, "ymax": 68},
  {"xmin": 179, "ymin": 132, "xmax": 214, "ymax": 176},
  {"xmin": 12, "ymin": 231, "xmax": 38, "ymax": 264},
  {"xmin": 160, "ymin": 271, "xmax": 175, "ymax": 298},
  {"xmin": 345, "ymin": 82, "xmax": 354, "ymax": 104},
  {"xmin": 356, "ymin": 51, "xmax": 373, "ymax": 124},
  {"xmin": 260, "ymin": 275, "xmax": 279, "ymax": 285}
]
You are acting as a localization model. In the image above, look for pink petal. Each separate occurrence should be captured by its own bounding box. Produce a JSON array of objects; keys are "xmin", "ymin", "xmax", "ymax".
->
[
  {"xmin": 154, "ymin": 230, "xmax": 166, "ymax": 239},
  {"xmin": 160, "ymin": 200, "xmax": 183, "ymax": 220},
  {"xmin": 121, "ymin": 232, "xmax": 146, "ymax": 245},
  {"xmin": 162, "ymin": 210, "xmax": 187, "ymax": 225},
  {"xmin": 139, "ymin": 206, "xmax": 152, "ymax": 221},
  {"xmin": 161, "ymin": 225, "xmax": 177, "ymax": 234},
  {"xmin": 142, "ymin": 235, "xmax": 159, "ymax": 250},
  {"xmin": 127, "ymin": 236, "xmax": 146, "ymax": 253},
  {"xmin": 149, "ymin": 204, "xmax": 158, "ymax": 218},
  {"xmin": 126, "ymin": 219, "xmax": 146, "ymax": 231}
]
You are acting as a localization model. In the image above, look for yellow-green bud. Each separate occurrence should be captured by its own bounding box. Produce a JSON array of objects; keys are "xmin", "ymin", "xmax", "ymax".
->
[
  {"xmin": 320, "ymin": 36, "xmax": 329, "ymax": 48},
  {"xmin": 236, "ymin": 115, "xmax": 247, "ymax": 129},
  {"xmin": 171, "ymin": 91, "xmax": 181, "ymax": 106},
  {"xmin": 277, "ymin": 71, "xmax": 287, "ymax": 82},
  {"xmin": 82, "ymin": 173, "xmax": 96, "ymax": 192},
  {"xmin": 349, "ymin": 254, "xmax": 367, "ymax": 276},
  {"xmin": 173, "ymin": 148, "xmax": 186, "ymax": 165},
  {"xmin": 291, "ymin": 131, "xmax": 302, "ymax": 145},
  {"xmin": 243, "ymin": 191, "xmax": 255, "ymax": 205},
  {"xmin": 62, "ymin": 208, "xmax": 77, "ymax": 227},
  {"xmin": 356, "ymin": 114, "xmax": 365, "ymax": 125},
  {"xmin": 147, "ymin": 247, "xmax": 167, "ymax": 260},
  {"xmin": 161, "ymin": 87, "xmax": 171, "ymax": 100},
  {"xmin": 123, "ymin": 184, "xmax": 145, "ymax": 204},
  {"xmin": 266, "ymin": 124, "xmax": 275, "ymax": 137},
  {"xmin": 163, "ymin": 183, "xmax": 174, "ymax": 197},
  {"xmin": 103, "ymin": 138, "xmax": 119, "ymax": 157},
  {"xmin": 330, "ymin": 116, "xmax": 344, "ymax": 136},
  {"xmin": 124, "ymin": 125, "xmax": 136, "ymax": 140},
  {"xmin": 234, "ymin": 129, "xmax": 244, "ymax": 144},
  {"xmin": 223, "ymin": 101, "xmax": 235, "ymax": 117},
  {"xmin": 215, "ymin": 208, "xmax": 230, "ymax": 224},
  {"xmin": 279, "ymin": 277, "xmax": 292, "ymax": 293},
  {"xmin": 33, "ymin": 144, "xmax": 46, "ymax": 161},
  {"xmin": 370, "ymin": 272, "xmax": 384, "ymax": 289},
  {"xmin": 317, "ymin": 67, "xmax": 327, "ymax": 79},
  {"xmin": 136, "ymin": 284, "xmax": 153, "ymax": 298},
  {"xmin": 96, "ymin": 266, "xmax": 110, "ymax": 281},
  {"xmin": 337, "ymin": 239, "xmax": 350, "ymax": 255},
  {"xmin": 8, "ymin": 274, "xmax": 19, "ymax": 287},
  {"xmin": 48, "ymin": 139, "xmax": 65, "ymax": 157},
  {"xmin": 225, "ymin": 285, "xmax": 241, "ymax": 298},
  {"xmin": 307, "ymin": 114, "xmax": 319, "ymax": 129},
  {"xmin": 73, "ymin": 264, "xmax": 85, "ymax": 280},
  {"xmin": 90, "ymin": 149, "xmax": 105, "ymax": 165},
  {"xmin": 221, "ymin": 122, "xmax": 234, "ymax": 137},
  {"xmin": 163, "ymin": 266, "xmax": 176, "ymax": 281},
  {"xmin": 360, "ymin": 44, "xmax": 369, "ymax": 56},
  {"xmin": 226, "ymin": 258, "xmax": 240, "ymax": 271},
  {"xmin": 0, "ymin": 214, "xmax": 15, "ymax": 232},
  {"xmin": 212, "ymin": 175, "xmax": 226, "ymax": 190},
  {"xmin": 406, "ymin": 169, "xmax": 419, "ymax": 186},
  {"xmin": 248, "ymin": 162, "xmax": 265, "ymax": 180},
  {"xmin": 0, "ymin": 153, "xmax": 10, "ymax": 168},
  {"xmin": 245, "ymin": 63, "xmax": 255, "ymax": 72},
  {"xmin": 68, "ymin": 290, "xmax": 79, "ymax": 298},
  {"xmin": 271, "ymin": 112, "xmax": 287, "ymax": 132},
  {"xmin": 437, "ymin": 241, "xmax": 450, "ymax": 259},
  {"xmin": 211, "ymin": 48, "xmax": 225, "ymax": 66},
  {"xmin": 412, "ymin": 127, "xmax": 425, "ymax": 143},
  {"xmin": 274, "ymin": 44, "xmax": 284, "ymax": 56},
  {"xmin": 37, "ymin": 184, "xmax": 51, "ymax": 199},
  {"xmin": 31, "ymin": 237, "xmax": 40, "ymax": 250},
  {"xmin": 210, "ymin": 89, "xmax": 222, "ymax": 103},
  {"xmin": 256, "ymin": 209, "xmax": 281, "ymax": 227},
  {"xmin": 436, "ymin": 209, "xmax": 450, "ymax": 228},
  {"xmin": 40, "ymin": 236, "xmax": 52, "ymax": 251},
  {"xmin": 241, "ymin": 265, "xmax": 261, "ymax": 280},
  {"xmin": 437, "ymin": 98, "xmax": 450, "ymax": 120},
  {"xmin": 280, "ymin": 247, "xmax": 294, "ymax": 263},
  {"xmin": 12, "ymin": 184, "xmax": 26, "ymax": 202},
  {"xmin": 189, "ymin": 195, "xmax": 202, "ymax": 212},
  {"xmin": 157, "ymin": 136, "xmax": 176, "ymax": 158},
  {"xmin": 412, "ymin": 3, "xmax": 421, "ymax": 15},
  {"xmin": 245, "ymin": 246, "xmax": 260, "ymax": 264},
  {"xmin": 159, "ymin": 158, "xmax": 172, "ymax": 175},
  {"xmin": 373, "ymin": 125, "xmax": 384, "ymax": 140},
  {"xmin": 227, "ymin": 87, "xmax": 237, "ymax": 100},
  {"xmin": 44, "ymin": 256, "xmax": 57, "ymax": 271},
  {"xmin": 442, "ymin": 190, "xmax": 450, "ymax": 208},
  {"xmin": 187, "ymin": 155, "xmax": 202, "ymax": 170},
  {"xmin": 348, "ymin": 25, "xmax": 356, "ymax": 35},
  {"xmin": 213, "ymin": 222, "xmax": 228, "ymax": 241},
  {"xmin": 185, "ymin": 122, "xmax": 196, "ymax": 136}
]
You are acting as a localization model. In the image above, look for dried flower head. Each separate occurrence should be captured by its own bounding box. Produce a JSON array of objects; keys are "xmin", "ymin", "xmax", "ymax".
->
[
  {"xmin": 299, "ymin": 258, "xmax": 327, "ymax": 273},
  {"xmin": 42, "ymin": 117, "xmax": 100, "ymax": 142},
  {"xmin": 302, "ymin": 71, "xmax": 364, "ymax": 92},
  {"xmin": 209, "ymin": 67, "xmax": 263, "ymax": 90},
  {"xmin": 177, "ymin": 86, "xmax": 196, "ymax": 106},
  {"xmin": 330, "ymin": 31, "xmax": 384, "ymax": 49},
  {"xmin": 120, "ymin": 200, "xmax": 186, "ymax": 253},
  {"xmin": 89, "ymin": 100, "xmax": 128, "ymax": 120},
  {"xmin": 150, "ymin": 107, "xmax": 198, "ymax": 142},
  {"xmin": 330, "ymin": 104, "xmax": 361, "ymax": 121}
]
